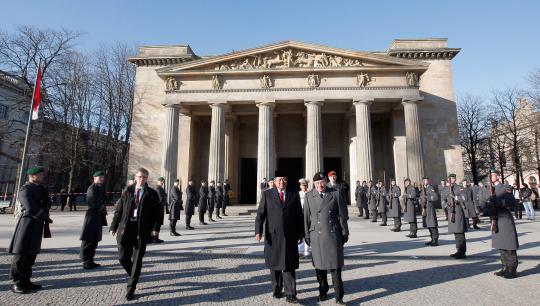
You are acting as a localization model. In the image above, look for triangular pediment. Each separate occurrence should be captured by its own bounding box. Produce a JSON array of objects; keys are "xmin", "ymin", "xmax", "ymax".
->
[{"xmin": 157, "ymin": 40, "xmax": 428, "ymax": 74}]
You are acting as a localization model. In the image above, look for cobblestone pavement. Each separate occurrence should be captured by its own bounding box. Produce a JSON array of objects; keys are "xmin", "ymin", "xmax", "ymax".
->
[{"xmin": 0, "ymin": 208, "xmax": 539, "ymax": 305}]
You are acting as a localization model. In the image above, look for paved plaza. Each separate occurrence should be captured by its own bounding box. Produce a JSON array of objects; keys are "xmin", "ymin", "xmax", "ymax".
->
[{"xmin": 0, "ymin": 207, "xmax": 539, "ymax": 305}]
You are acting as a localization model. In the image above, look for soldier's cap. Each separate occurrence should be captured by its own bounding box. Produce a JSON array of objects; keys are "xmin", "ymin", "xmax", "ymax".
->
[
  {"xmin": 274, "ymin": 170, "xmax": 287, "ymax": 178},
  {"xmin": 26, "ymin": 166, "xmax": 44, "ymax": 175},
  {"xmin": 174, "ymin": 179, "xmax": 180, "ymax": 183},
  {"xmin": 93, "ymin": 170, "xmax": 105, "ymax": 177},
  {"xmin": 127, "ymin": 174, "xmax": 135, "ymax": 180},
  {"xmin": 210, "ymin": 180, "xmax": 215, "ymax": 183},
  {"xmin": 268, "ymin": 177, "xmax": 275, "ymax": 182},
  {"xmin": 390, "ymin": 178, "xmax": 396, "ymax": 181},
  {"xmin": 328, "ymin": 171, "xmax": 337, "ymax": 177},
  {"xmin": 422, "ymin": 176, "xmax": 429, "ymax": 180},
  {"xmin": 298, "ymin": 178, "xmax": 309, "ymax": 185},
  {"xmin": 313, "ymin": 171, "xmax": 327, "ymax": 182},
  {"xmin": 404, "ymin": 178, "xmax": 411, "ymax": 182},
  {"xmin": 157, "ymin": 177, "xmax": 165, "ymax": 182}
]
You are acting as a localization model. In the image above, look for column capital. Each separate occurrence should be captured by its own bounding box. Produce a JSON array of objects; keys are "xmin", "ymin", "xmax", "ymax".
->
[
  {"xmin": 208, "ymin": 100, "xmax": 227, "ymax": 107},
  {"xmin": 304, "ymin": 99, "xmax": 324, "ymax": 107},
  {"xmin": 256, "ymin": 101, "xmax": 276, "ymax": 108},
  {"xmin": 402, "ymin": 96, "xmax": 424, "ymax": 104},
  {"xmin": 353, "ymin": 99, "xmax": 374, "ymax": 106}
]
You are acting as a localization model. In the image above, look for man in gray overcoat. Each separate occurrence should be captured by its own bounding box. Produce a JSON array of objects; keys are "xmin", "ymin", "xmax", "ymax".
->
[
  {"xmin": 447, "ymin": 174, "xmax": 467, "ymax": 259},
  {"xmin": 439, "ymin": 179, "xmax": 449, "ymax": 221},
  {"xmin": 360, "ymin": 181, "xmax": 370, "ymax": 219},
  {"xmin": 387, "ymin": 179, "xmax": 402, "ymax": 232},
  {"xmin": 169, "ymin": 179, "xmax": 183, "ymax": 236},
  {"xmin": 486, "ymin": 171, "xmax": 519, "ymax": 278},
  {"xmin": 403, "ymin": 179, "xmax": 419, "ymax": 238},
  {"xmin": 420, "ymin": 177, "xmax": 439, "ymax": 246},
  {"xmin": 462, "ymin": 179, "xmax": 478, "ymax": 230},
  {"xmin": 369, "ymin": 181, "xmax": 378, "ymax": 222},
  {"xmin": 304, "ymin": 172, "xmax": 348, "ymax": 305},
  {"xmin": 9, "ymin": 166, "xmax": 52, "ymax": 294},
  {"xmin": 376, "ymin": 181, "xmax": 388, "ymax": 226},
  {"xmin": 215, "ymin": 181, "xmax": 223, "ymax": 219},
  {"xmin": 255, "ymin": 175, "xmax": 303, "ymax": 304},
  {"xmin": 195, "ymin": 180, "xmax": 206, "ymax": 226},
  {"xmin": 208, "ymin": 180, "xmax": 216, "ymax": 222},
  {"xmin": 80, "ymin": 171, "xmax": 108, "ymax": 269}
]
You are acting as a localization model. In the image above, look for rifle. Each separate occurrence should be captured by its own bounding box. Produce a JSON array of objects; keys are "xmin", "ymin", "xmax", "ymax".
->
[
  {"xmin": 422, "ymin": 184, "xmax": 427, "ymax": 218},
  {"xmin": 44, "ymin": 193, "xmax": 52, "ymax": 238},
  {"xmin": 449, "ymin": 183, "xmax": 457, "ymax": 223},
  {"xmin": 403, "ymin": 182, "xmax": 408, "ymax": 213},
  {"xmin": 488, "ymin": 174, "xmax": 499, "ymax": 234},
  {"xmin": 376, "ymin": 186, "xmax": 381, "ymax": 208}
]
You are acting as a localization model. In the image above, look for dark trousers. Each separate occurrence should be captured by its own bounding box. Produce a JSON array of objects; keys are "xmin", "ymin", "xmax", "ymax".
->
[
  {"xmin": 428, "ymin": 227, "xmax": 439, "ymax": 241},
  {"xmin": 454, "ymin": 233, "xmax": 467, "ymax": 255},
  {"xmin": 381, "ymin": 212, "xmax": 387, "ymax": 224},
  {"xmin": 198, "ymin": 209, "xmax": 205, "ymax": 223},
  {"xmin": 363, "ymin": 207, "xmax": 369, "ymax": 218},
  {"xmin": 222, "ymin": 200, "xmax": 228, "ymax": 214},
  {"xmin": 409, "ymin": 222, "xmax": 417, "ymax": 235},
  {"xmin": 10, "ymin": 254, "xmax": 37, "ymax": 285},
  {"xmin": 169, "ymin": 219, "xmax": 177, "ymax": 232},
  {"xmin": 80, "ymin": 240, "xmax": 98, "ymax": 263},
  {"xmin": 393, "ymin": 217, "xmax": 401, "ymax": 229},
  {"xmin": 216, "ymin": 208, "xmax": 221, "ymax": 217},
  {"xmin": 500, "ymin": 249, "xmax": 518, "ymax": 269},
  {"xmin": 357, "ymin": 206, "xmax": 363, "ymax": 216},
  {"xmin": 422, "ymin": 216, "xmax": 427, "ymax": 228},
  {"xmin": 371, "ymin": 209, "xmax": 377, "ymax": 221},
  {"xmin": 514, "ymin": 203, "xmax": 523, "ymax": 219},
  {"xmin": 316, "ymin": 268, "xmax": 344, "ymax": 300},
  {"xmin": 271, "ymin": 270, "xmax": 296, "ymax": 297},
  {"xmin": 118, "ymin": 221, "xmax": 147, "ymax": 291},
  {"xmin": 186, "ymin": 215, "xmax": 192, "ymax": 228},
  {"xmin": 444, "ymin": 207, "xmax": 449, "ymax": 220}
]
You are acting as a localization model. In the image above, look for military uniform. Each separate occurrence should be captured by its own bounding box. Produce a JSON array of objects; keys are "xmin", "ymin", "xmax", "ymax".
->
[
  {"xmin": 360, "ymin": 185, "xmax": 369, "ymax": 219},
  {"xmin": 439, "ymin": 183, "xmax": 449, "ymax": 220},
  {"xmin": 387, "ymin": 185, "xmax": 402, "ymax": 231},
  {"xmin": 376, "ymin": 186, "xmax": 388, "ymax": 226},
  {"xmin": 196, "ymin": 185, "xmax": 207, "ymax": 225},
  {"xmin": 369, "ymin": 185, "xmax": 378, "ymax": 222},
  {"xmin": 403, "ymin": 185, "xmax": 418, "ymax": 238},
  {"xmin": 80, "ymin": 182, "xmax": 107, "ymax": 268},
  {"xmin": 490, "ymin": 182, "xmax": 519, "ymax": 278},
  {"xmin": 462, "ymin": 185, "xmax": 478, "ymax": 229},
  {"xmin": 208, "ymin": 184, "xmax": 216, "ymax": 221},
  {"xmin": 222, "ymin": 182, "xmax": 231, "ymax": 215},
  {"xmin": 169, "ymin": 185, "xmax": 183, "ymax": 234},
  {"xmin": 215, "ymin": 184, "xmax": 223, "ymax": 218},
  {"xmin": 420, "ymin": 184, "xmax": 439, "ymax": 246},
  {"xmin": 447, "ymin": 182, "xmax": 467, "ymax": 258}
]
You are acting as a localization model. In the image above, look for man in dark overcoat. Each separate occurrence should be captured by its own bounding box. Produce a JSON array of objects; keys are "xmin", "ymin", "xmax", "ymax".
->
[
  {"xmin": 447, "ymin": 173, "xmax": 467, "ymax": 259},
  {"xmin": 439, "ymin": 179, "xmax": 449, "ymax": 220},
  {"xmin": 169, "ymin": 179, "xmax": 183, "ymax": 236},
  {"xmin": 387, "ymin": 179, "xmax": 402, "ymax": 232},
  {"xmin": 222, "ymin": 179, "xmax": 231, "ymax": 216},
  {"xmin": 420, "ymin": 177, "xmax": 439, "ymax": 246},
  {"xmin": 80, "ymin": 171, "xmax": 108, "ymax": 269},
  {"xmin": 208, "ymin": 180, "xmax": 216, "ymax": 222},
  {"xmin": 354, "ymin": 181, "xmax": 362, "ymax": 217},
  {"xmin": 215, "ymin": 181, "xmax": 223, "ymax": 219},
  {"xmin": 109, "ymin": 167, "xmax": 160, "ymax": 300},
  {"xmin": 255, "ymin": 175, "xmax": 303, "ymax": 304},
  {"xmin": 486, "ymin": 171, "xmax": 520, "ymax": 278},
  {"xmin": 196, "ymin": 180, "xmax": 207, "ymax": 226},
  {"xmin": 304, "ymin": 172, "xmax": 349, "ymax": 305},
  {"xmin": 9, "ymin": 166, "xmax": 52, "ymax": 294},
  {"xmin": 151, "ymin": 177, "xmax": 167, "ymax": 244},
  {"xmin": 360, "ymin": 181, "xmax": 370, "ymax": 219},
  {"xmin": 376, "ymin": 181, "xmax": 388, "ymax": 226},
  {"xmin": 403, "ymin": 178, "xmax": 419, "ymax": 238},
  {"xmin": 369, "ymin": 181, "xmax": 378, "ymax": 222}
]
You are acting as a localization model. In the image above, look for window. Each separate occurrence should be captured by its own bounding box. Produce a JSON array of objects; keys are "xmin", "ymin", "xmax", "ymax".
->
[{"xmin": 0, "ymin": 104, "xmax": 7, "ymax": 119}]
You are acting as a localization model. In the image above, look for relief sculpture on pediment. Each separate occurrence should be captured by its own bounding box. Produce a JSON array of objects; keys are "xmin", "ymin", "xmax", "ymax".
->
[{"xmin": 214, "ymin": 48, "xmax": 365, "ymax": 71}]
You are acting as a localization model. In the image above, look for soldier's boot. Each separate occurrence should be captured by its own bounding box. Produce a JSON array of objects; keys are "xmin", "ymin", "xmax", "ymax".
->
[
  {"xmin": 430, "ymin": 237, "xmax": 439, "ymax": 246},
  {"xmin": 358, "ymin": 208, "xmax": 363, "ymax": 217},
  {"xmin": 407, "ymin": 223, "xmax": 418, "ymax": 238},
  {"xmin": 363, "ymin": 208, "xmax": 370, "ymax": 219},
  {"xmin": 504, "ymin": 267, "xmax": 517, "ymax": 279},
  {"xmin": 444, "ymin": 209, "xmax": 449, "ymax": 221},
  {"xmin": 216, "ymin": 210, "xmax": 222, "ymax": 219},
  {"xmin": 473, "ymin": 218, "xmax": 480, "ymax": 230},
  {"xmin": 379, "ymin": 213, "xmax": 387, "ymax": 226},
  {"xmin": 429, "ymin": 228, "xmax": 440, "ymax": 246},
  {"xmin": 222, "ymin": 207, "xmax": 228, "ymax": 216},
  {"xmin": 370, "ymin": 210, "xmax": 378, "ymax": 222},
  {"xmin": 424, "ymin": 239, "xmax": 433, "ymax": 246},
  {"xmin": 494, "ymin": 266, "xmax": 507, "ymax": 277},
  {"xmin": 208, "ymin": 211, "xmax": 215, "ymax": 222}
]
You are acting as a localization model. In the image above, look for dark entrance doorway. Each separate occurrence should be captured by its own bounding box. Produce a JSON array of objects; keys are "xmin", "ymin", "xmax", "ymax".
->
[
  {"xmin": 324, "ymin": 157, "xmax": 343, "ymax": 180},
  {"xmin": 239, "ymin": 158, "xmax": 257, "ymax": 204},
  {"xmin": 277, "ymin": 158, "xmax": 303, "ymax": 193}
]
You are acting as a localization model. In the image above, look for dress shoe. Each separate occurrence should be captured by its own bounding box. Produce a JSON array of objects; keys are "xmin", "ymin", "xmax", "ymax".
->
[
  {"xmin": 125, "ymin": 290, "xmax": 135, "ymax": 300},
  {"xmin": 391, "ymin": 228, "xmax": 401, "ymax": 232},
  {"xmin": 425, "ymin": 240, "xmax": 433, "ymax": 246},
  {"xmin": 473, "ymin": 225, "xmax": 480, "ymax": 230},
  {"xmin": 318, "ymin": 293, "xmax": 328, "ymax": 301},
  {"xmin": 217, "ymin": 215, "xmax": 223, "ymax": 219},
  {"xmin": 363, "ymin": 216, "xmax": 369, "ymax": 219},
  {"xmin": 83, "ymin": 263, "xmax": 96, "ymax": 270},
  {"xmin": 494, "ymin": 267, "xmax": 506, "ymax": 277},
  {"xmin": 504, "ymin": 269, "xmax": 517, "ymax": 279},
  {"xmin": 199, "ymin": 222, "xmax": 208, "ymax": 225},
  {"xmin": 187, "ymin": 226, "xmax": 195, "ymax": 230},
  {"xmin": 430, "ymin": 241, "xmax": 439, "ymax": 246},
  {"xmin": 336, "ymin": 298, "xmax": 346, "ymax": 305},
  {"xmin": 210, "ymin": 218, "xmax": 216, "ymax": 222},
  {"xmin": 11, "ymin": 284, "xmax": 27, "ymax": 294},
  {"xmin": 170, "ymin": 232, "xmax": 181, "ymax": 236},
  {"xmin": 453, "ymin": 254, "xmax": 467, "ymax": 259},
  {"xmin": 408, "ymin": 234, "xmax": 417, "ymax": 238},
  {"xmin": 25, "ymin": 281, "xmax": 42, "ymax": 290},
  {"xmin": 272, "ymin": 292, "xmax": 284, "ymax": 299},
  {"xmin": 379, "ymin": 223, "xmax": 387, "ymax": 226},
  {"xmin": 370, "ymin": 220, "xmax": 377, "ymax": 222},
  {"xmin": 223, "ymin": 213, "xmax": 228, "ymax": 216},
  {"xmin": 89, "ymin": 262, "xmax": 101, "ymax": 268},
  {"xmin": 286, "ymin": 296, "xmax": 299, "ymax": 303}
]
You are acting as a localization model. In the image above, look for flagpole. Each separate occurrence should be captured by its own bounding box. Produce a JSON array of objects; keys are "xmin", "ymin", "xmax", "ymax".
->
[{"xmin": 13, "ymin": 59, "xmax": 41, "ymax": 215}]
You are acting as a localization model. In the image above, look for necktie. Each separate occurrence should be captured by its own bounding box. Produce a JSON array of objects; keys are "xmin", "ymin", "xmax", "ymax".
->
[
  {"xmin": 320, "ymin": 193, "xmax": 324, "ymax": 199},
  {"xmin": 279, "ymin": 191, "xmax": 284, "ymax": 206},
  {"xmin": 135, "ymin": 188, "xmax": 141, "ymax": 204}
]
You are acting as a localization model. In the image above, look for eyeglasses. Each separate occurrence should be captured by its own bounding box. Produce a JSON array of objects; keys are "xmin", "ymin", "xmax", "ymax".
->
[{"xmin": 136, "ymin": 175, "xmax": 148, "ymax": 179}]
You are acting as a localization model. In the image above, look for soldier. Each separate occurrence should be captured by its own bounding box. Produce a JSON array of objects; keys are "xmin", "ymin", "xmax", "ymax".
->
[
  {"xmin": 304, "ymin": 172, "xmax": 348, "ymax": 305},
  {"xmin": 354, "ymin": 181, "xmax": 362, "ymax": 217},
  {"xmin": 151, "ymin": 177, "xmax": 166, "ymax": 243},
  {"xmin": 197, "ymin": 180, "xmax": 208, "ymax": 225},
  {"xmin": 447, "ymin": 173, "xmax": 467, "ymax": 259},
  {"xmin": 298, "ymin": 178, "xmax": 310, "ymax": 257},
  {"xmin": 376, "ymin": 181, "xmax": 388, "ymax": 226},
  {"xmin": 462, "ymin": 179, "xmax": 478, "ymax": 230},
  {"xmin": 186, "ymin": 180, "xmax": 196, "ymax": 231},
  {"xmin": 9, "ymin": 166, "xmax": 52, "ymax": 294},
  {"xmin": 387, "ymin": 178, "xmax": 402, "ymax": 232},
  {"xmin": 403, "ymin": 178, "xmax": 419, "ymax": 238},
  {"xmin": 260, "ymin": 177, "xmax": 268, "ymax": 191},
  {"xmin": 222, "ymin": 179, "xmax": 231, "ymax": 216},
  {"xmin": 439, "ymin": 179, "xmax": 449, "ymax": 221},
  {"xmin": 267, "ymin": 177, "xmax": 275, "ymax": 189},
  {"xmin": 127, "ymin": 174, "xmax": 135, "ymax": 186},
  {"xmin": 169, "ymin": 179, "xmax": 182, "ymax": 236},
  {"xmin": 369, "ymin": 181, "xmax": 378, "ymax": 222},
  {"xmin": 208, "ymin": 180, "xmax": 216, "ymax": 222},
  {"xmin": 486, "ymin": 171, "xmax": 519, "ymax": 278},
  {"xmin": 109, "ymin": 167, "xmax": 160, "ymax": 300},
  {"xmin": 255, "ymin": 175, "xmax": 304, "ymax": 304},
  {"xmin": 327, "ymin": 171, "xmax": 348, "ymax": 205},
  {"xmin": 80, "ymin": 171, "xmax": 108, "ymax": 269},
  {"xmin": 420, "ymin": 177, "xmax": 439, "ymax": 246},
  {"xmin": 215, "ymin": 181, "xmax": 223, "ymax": 219},
  {"xmin": 476, "ymin": 181, "xmax": 489, "ymax": 217},
  {"xmin": 360, "ymin": 181, "xmax": 370, "ymax": 219}
]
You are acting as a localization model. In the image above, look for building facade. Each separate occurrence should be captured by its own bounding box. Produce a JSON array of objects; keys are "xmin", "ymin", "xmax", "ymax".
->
[{"xmin": 128, "ymin": 39, "xmax": 464, "ymax": 204}]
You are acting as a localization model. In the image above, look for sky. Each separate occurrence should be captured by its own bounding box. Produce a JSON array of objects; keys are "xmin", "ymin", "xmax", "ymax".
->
[{"xmin": 2, "ymin": 0, "xmax": 539, "ymax": 100}]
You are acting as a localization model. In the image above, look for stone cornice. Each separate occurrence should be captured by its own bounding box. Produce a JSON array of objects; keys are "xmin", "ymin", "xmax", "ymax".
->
[
  {"xmin": 166, "ymin": 85, "xmax": 418, "ymax": 94},
  {"xmin": 388, "ymin": 48, "xmax": 461, "ymax": 60},
  {"xmin": 128, "ymin": 56, "xmax": 198, "ymax": 67}
]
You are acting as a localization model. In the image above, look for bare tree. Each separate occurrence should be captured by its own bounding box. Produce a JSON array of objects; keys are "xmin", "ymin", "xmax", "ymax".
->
[
  {"xmin": 458, "ymin": 94, "xmax": 489, "ymax": 184},
  {"xmin": 526, "ymin": 68, "xmax": 540, "ymax": 181}
]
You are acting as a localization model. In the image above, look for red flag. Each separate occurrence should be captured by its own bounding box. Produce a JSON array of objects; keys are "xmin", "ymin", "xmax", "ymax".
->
[{"xmin": 31, "ymin": 64, "xmax": 42, "ymax": 120}]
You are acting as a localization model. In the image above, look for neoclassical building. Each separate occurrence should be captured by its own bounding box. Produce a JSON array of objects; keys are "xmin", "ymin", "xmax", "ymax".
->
[{"xmin": 128, "ymin": 39, "xmax": 464, "ymax": 204}]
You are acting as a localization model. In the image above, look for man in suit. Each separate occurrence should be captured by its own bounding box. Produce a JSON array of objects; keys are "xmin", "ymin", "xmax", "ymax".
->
[
  {"xmin": 110, "ymin": 167, "xmax": 160, "ymax": 300},
  {"xmin": 152, "ymin": 177, "xmax": 167, "ymax": 243},
  {"xmin": 304, "ymin": 172, "xmax": 349, "ymax": 305},
  {"xmin": 222, "ymin": 180, "xmax": 231, "ymax": 216},
  {"xmin": 215, "ymin": 181, "xmax": 223, "ymax": 219},
  {"xmin": 184, "ymin": 179, "xmax": 196, "ymax": 229},
  {"xmin": 255, "ymin": 174, "xmax": 304, "ymax": 304},
  {"xmin": 80, "ymin": 171, "xmax": 108, "ymax": 269},
  {"xmin": 169, "ymin": 179, "xmax": 183, "ymax": 236},
  {"xmin": 197, "ymin": 180, "xmax": 207, "ymax": 226},
  {"xmin": 9, "ymin": 166, "xmax": 52, "ymax": 294}
]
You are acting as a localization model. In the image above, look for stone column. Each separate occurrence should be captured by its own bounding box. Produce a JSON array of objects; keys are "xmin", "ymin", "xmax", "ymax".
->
[
  {"xmin": 403, "ymin": 98, "xmax": 425, "ymax": 184},
  {"xmin": 348, "ymin": 116, "xmax": 357, "ymax": 204},
  {"xmin": 305, "ymin": 100, "xmax": 323, "ymax": 180},
  {"xmin": 354, "ymin": 99, "xmax": 374, "ymax": 182},
  {"xmin": 256, "ymin": 101, "xmax": 275, "ymax": 204},
  {"xmin": 161, "ymin": 105, "xmax": 179, "ymax": 193},
  {"xmin": 208, "ymin": 102, "xmax": 226, "ymax": 184}
]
